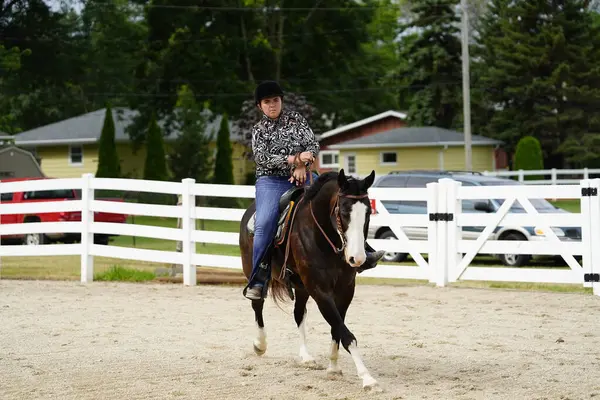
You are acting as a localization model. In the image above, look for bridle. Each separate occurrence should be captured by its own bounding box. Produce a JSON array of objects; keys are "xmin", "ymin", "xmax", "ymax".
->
[{"xmin": 309, "ymin": 190, "xmax": 369, "ymax": 255}]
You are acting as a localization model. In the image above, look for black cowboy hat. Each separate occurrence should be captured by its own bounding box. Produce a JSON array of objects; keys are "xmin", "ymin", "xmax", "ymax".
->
[{"xmin": 254, "ymin": 80, "xmax": 284, "ymax": 105}]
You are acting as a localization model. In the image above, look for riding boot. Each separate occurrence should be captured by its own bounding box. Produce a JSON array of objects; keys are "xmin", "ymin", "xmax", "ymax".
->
[
  {"xmin": 357, "ymin": 243, "xmax": 385, "ymax": 274},
  {"xmin": 244, "ymin": 252, "xmax": 272, "ymax": 300}
]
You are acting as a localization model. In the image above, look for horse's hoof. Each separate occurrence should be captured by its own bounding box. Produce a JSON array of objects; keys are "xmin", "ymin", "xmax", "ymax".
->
[
  {"xmin": 326, "ymin": 368, "xmax": 343, "ymax": 379},
  {"xmin": 362, "ymin": 377, "xmax": 382, "ymax": 392},
  {"xmin": 253, "ymin": 342, "xmax": 266, "ymax": 356},
  {"xmin": 299, "ymin": 354, "xmax": 316, "ymax": 364}
]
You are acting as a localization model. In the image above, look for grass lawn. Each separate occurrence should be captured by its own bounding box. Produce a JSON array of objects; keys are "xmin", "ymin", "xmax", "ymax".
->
[
  {"xmin": 549, "ymin": 199, "xmax": 580, "ymax": 213},
  {"xmin": 0, "ymin": 198, "xmax": 591, "ymax": 294}
]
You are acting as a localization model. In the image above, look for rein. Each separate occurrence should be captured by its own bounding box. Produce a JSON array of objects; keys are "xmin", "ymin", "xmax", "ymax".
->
[{"xmin": 309, "ymin": 191, "xmax": 369, "ymax": 255}]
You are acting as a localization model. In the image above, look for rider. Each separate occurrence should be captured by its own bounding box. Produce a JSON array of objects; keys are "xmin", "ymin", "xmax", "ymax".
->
[{"xmin": 244, "ymin": 80, "xmax": 385, "ymax": 301}]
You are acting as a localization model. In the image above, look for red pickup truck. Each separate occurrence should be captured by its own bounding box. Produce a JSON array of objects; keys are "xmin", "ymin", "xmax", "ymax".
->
[{"xmin": 0, "ymin": 177, "xmax": 128, "ymax": 245}]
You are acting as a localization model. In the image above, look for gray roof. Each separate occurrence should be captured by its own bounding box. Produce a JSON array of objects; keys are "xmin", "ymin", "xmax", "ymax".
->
[
  {"xmin": 0, "ymin": 145, "xmax": 45, "ymax": 178},
  {"xmin": 13, "ymin": 107, "xmax": 242, "ymax": 146},
  {"xmin": 328, "ymin": 126, "xmax": 503, "ymax": 150}
]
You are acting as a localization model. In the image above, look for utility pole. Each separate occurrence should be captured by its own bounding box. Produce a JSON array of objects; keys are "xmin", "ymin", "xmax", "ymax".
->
[{"xmin": 461, "ymin": 0, "xmax": 472, "ymax": 171}]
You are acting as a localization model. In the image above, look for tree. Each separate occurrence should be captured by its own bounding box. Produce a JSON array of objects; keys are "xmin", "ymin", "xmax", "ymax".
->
[
  {"xmin": 95, "ymin": 105, "xmax": 121, "ymax": 178},
  {"xmin": 396, "ymin": 0, "xmax": 462, "ymax": 129},
  {"xmin": 213, "ymin": 113, "xmax": 234, "ymax": 185},
  {"xmin": 513, "ymin": 136, "xmax": 543, "ymax": 180},
  {"xmin": 474, "ymin": 0, "xmax": 600, "ymax": 168},
  {"xmin": 128, "ymin": 0, "xmax": 400, "ymax": 138},
  {"xmin": 167, "ymin": 85, "xmax": 213, "ymax": 183},
  {"xmin": 143, "ymin": 113, "xmax": 169, "ymax": 181}
]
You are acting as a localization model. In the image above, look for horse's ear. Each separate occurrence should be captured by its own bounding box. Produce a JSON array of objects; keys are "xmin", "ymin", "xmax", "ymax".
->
[
  {"xmin": 364, "ymin": 170, "xmax": 375, "ymax": 189},
  {"xmin": 338, "ymin": 168, "xmax": 349, "ymax": 190}
]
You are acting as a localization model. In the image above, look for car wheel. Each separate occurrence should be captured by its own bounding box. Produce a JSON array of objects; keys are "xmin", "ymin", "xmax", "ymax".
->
[
  {"xmin": 498, "ymin": 232, "xmax": 531, "ymax": 267},
  {"xmin": 24, "ymin": 232, "xmax": 46, "ymax": 246},
  {"xmin": 378, "ymin": 230, "xmax": 408, "ymax": 263}
]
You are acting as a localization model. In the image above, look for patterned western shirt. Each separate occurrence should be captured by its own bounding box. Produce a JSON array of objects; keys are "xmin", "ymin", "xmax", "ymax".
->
[{"xmin": 251, "ymin": 110, "xmax": 320, "ymax": 178}]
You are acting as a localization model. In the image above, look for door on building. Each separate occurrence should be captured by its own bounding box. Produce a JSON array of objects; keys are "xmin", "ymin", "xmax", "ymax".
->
[{"xmin": 345, "ymin": 153, "xmax": 357, "ymax": 177}]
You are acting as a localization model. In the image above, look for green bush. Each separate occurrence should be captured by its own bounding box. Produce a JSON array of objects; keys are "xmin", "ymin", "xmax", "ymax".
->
[{"xmin": 513, "ymin": 135, "xmax": 543, "ymax": 181}]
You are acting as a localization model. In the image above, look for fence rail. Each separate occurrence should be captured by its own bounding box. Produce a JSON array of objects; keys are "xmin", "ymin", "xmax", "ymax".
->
[
  {"xmin": 483, "ymin": 167, "xmax": 600, "ymax": 185},
  {"xmin": 0, "ymin": 173, "xmax": 598, "ymax": 296}
]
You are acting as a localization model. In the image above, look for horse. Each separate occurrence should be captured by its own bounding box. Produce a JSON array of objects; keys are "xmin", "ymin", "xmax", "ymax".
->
[{"xmin": 239, "ymin": 168, "xmax": 382, "ymax": 391}]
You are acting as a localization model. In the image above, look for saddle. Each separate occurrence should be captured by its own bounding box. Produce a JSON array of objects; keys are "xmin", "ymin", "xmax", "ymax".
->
[{"xmin": 247, "ymin": 186, "xmax": 305, "ymax": 247}]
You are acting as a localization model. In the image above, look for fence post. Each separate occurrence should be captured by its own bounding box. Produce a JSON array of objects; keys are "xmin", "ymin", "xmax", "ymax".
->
[
  {"xmin": 426, "ymin": 182, "xmax": 439, "ymax": 284},
  {"xmin": 441, "ymin": 179, "xmax": 461, "ymax": 283},
  {"xmin": 80, "ymin": 173, "xmax": 94, "ymax": 283},
  {"xmin": 0, "ymin": 179, "xmax": 3, "ymax": 275},
  {"xmin": 181, "ymin": 178, "xmax": 196, "ymax": 286},
  {"xmin": 434, "ymin": 179, "xmax": 449, "ymax": 287},
  {"xmin": 588, "ymin": 179, "xmax": 600, "ymax": 296},
  {"xmin": 518, "ymin": 169, "xmax": 524, "ymax": 182},
  {"xmin": 580, "ymin": 179, "xmax": 593, "ymax": 289}
]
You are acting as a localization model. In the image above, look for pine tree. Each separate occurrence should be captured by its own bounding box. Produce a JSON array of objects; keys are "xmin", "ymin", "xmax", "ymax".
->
[
  {"xmin": 474, "ymin": 0, "xmax": 600, "ymax": 167},
  {"xmin": 554, "ymin": 2, "xmax": 600, "ymax": 167},
  {"xmin": 396, "ymin": 0, "xmax": 462, "ymax": 128},
  {"xmin": 143, "ymin": 113, "xmax": 169, "ymax": 181},
  {"xmin": 168, "ymin": 85, "xmax": 213, "ymax": 183},
  {"xmin": 213, "ymin": 113, "xmax": 234, "ymax": 185},
  {"xmin": 95, "ymin": 105, "xmax": 121, "ymax": 178}
]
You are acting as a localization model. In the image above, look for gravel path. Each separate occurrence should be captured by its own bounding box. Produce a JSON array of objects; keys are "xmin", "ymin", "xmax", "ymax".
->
[{"xmin": 1, "ymin": 280, "xmax": 599, "ymax": 400}]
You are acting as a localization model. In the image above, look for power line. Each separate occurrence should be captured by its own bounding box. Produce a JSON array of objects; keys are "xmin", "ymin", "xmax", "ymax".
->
[
  {"xmin": 1, "ymin": 25, "xmax": 397, "ymax": 45},
  {"xmin": 82, "ymin": 3, "xmax": 395, "ymax": 11}
]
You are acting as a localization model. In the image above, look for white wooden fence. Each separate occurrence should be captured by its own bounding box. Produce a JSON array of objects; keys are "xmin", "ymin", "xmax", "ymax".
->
[
  {"xmin": 1, "ymin": 173, "xmax": 598, "ymax": 296},
  {"xmin": 483, "ymin": 167, "xmax": 600, "ymax": 185}
]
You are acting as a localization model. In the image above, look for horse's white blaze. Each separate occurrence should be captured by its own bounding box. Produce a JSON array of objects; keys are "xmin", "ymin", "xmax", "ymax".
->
[
  {"xmin": 298, "ymin": 315, "xmax": 314, "ymax": 363},
  {"xmin": 344, "ymin": 202, "xmax": 368, "ymax": 267},
  {"xmin": 348, "ymin": 341, "xmax": 379, "ymax": 389}
]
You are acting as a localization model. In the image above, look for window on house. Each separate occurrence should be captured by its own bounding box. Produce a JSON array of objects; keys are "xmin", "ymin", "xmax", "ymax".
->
[
  {"xmin": 69, "ymin": 145, "xmax": 83, "ymax": 165},
  {"xmin": 319, "ymin": 151, "xmax": 340, "ymax": 168},
  {"xmin": 380, "ymin": 151, "xmax": 397, "ymax": 165}
]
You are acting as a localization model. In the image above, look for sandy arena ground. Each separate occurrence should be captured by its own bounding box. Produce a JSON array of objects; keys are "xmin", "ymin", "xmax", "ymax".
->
[{"xmin": 1, "ymin": 280, "xmax": 599, "ymax": 400}]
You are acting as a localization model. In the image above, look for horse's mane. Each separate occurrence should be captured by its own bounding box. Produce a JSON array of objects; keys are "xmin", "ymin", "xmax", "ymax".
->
[{"xmin": 303, "ymin": 171, "xmax": 338, "ymax": 203}]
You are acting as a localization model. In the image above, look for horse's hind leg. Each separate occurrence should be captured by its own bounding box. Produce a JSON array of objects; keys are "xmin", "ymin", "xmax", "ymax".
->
[
  {"xmin": 252, "ymin": 299, "xmax": 267, "ymax": 355},
  {"xmin": 294, "ymin": 288, "xmax": 315, "ymax": 364},
  {"xmin": 327, "ymin": 339, "xmax": 342, "ymax": 377}
]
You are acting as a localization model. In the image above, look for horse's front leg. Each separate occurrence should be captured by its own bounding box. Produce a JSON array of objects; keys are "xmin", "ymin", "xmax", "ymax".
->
[
  {"xmin": 314, "ymin": 293, "xmax": 380, "ymax": 391},
  {"xmin": 252, "ymin": 299, "xmax": 267, "ymax": 355},
  {"xmin": 294, "ymin": 287, "xmax": 315, "ymax": 364}
]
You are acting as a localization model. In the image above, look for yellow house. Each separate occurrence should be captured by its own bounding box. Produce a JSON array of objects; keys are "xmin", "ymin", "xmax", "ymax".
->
[
  {"xmin": 327, "ymin": 126, "xmax": 503, "ymax": 177},
  {"xmin": 12, "ymin": 107, "xmax": 254, "ymax": 184}
]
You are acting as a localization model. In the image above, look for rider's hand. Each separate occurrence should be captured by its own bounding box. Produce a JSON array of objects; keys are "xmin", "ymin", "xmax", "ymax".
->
[
  {"xmin": 299, "ymin": 151, "xmax": 314, "ymax": 163},
  {"xmin": 290, "ymin": 165, "xmax": 306, "ymax": 186}
]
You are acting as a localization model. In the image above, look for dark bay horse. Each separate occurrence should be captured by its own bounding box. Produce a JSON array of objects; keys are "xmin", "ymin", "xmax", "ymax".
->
[{"xmin": 239, "ymin": 169, "xmax": 381, "ymax": 391}]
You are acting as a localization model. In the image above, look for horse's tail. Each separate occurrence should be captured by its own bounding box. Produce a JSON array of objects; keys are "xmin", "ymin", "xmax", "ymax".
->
[{"xmin": 268, "ymin": 273, "xmax": 292, "ymax": 306}]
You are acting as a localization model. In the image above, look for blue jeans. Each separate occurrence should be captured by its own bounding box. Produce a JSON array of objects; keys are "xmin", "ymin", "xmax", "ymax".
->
[{"xmin": 250, "ymin": 172, "xmax": 318, "ymax": 287}]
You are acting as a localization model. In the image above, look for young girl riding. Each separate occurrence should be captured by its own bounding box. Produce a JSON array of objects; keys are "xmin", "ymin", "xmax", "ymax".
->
[{"xmin": 244, "ymin": 80, "xmax": 384, "ymax": 300}]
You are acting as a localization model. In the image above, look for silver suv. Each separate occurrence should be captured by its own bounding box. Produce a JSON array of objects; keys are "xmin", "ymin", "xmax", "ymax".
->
[{"xmin": 368, "ymin": 170, "xmax": 580, "ymax": 267}]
